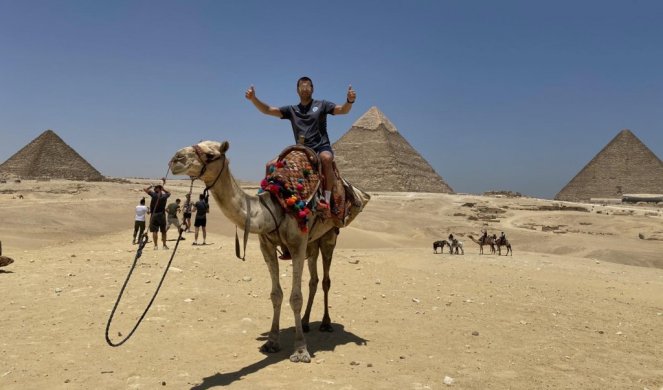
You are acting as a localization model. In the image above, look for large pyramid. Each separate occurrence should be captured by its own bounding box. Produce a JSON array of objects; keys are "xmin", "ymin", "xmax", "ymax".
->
[
  {"xmin": 0, "ymin": 129, "xmax": 104, "ymax": 181},
  {"xmin": 555, "ymin": 129, "xmax": 663, "ymax": 202},
  {"xmin": 333, "ymin": 107, "xmax": 453, "ymax": 193}
]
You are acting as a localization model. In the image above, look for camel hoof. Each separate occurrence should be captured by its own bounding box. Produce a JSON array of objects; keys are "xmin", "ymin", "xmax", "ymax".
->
[
  {"xmin": 289, "ymin": 348, "xmax": 311, "ymax": 363},
  {"xmin": 259, "ymin": 341, "xmax": 281, "ymax": 353},
  {"xmin": 319, "ymin": 323, "xmax": 334, "ymax": 332},
  {"xmin": 303, "ymin": 323, "xmax": 310, "ymax": 333}
]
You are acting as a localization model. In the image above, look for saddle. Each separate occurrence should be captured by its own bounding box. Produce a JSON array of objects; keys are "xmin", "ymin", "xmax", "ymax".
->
[{"xmin": 260, "ymin": 145, "xmax": 369, "ymax": 231}]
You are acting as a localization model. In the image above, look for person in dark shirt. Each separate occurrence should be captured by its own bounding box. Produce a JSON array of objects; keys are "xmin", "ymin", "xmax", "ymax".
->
[
  {"xmin": 245, "ymin": 76, "xmax": 356, "ymax": 211},
  {"xmin": 192, "ymin": 193, "xmax": 209, "ymax": 245},
  {"xmin": 143, "ymin": 182, "xmax": 171, "ymax": 250},
  {"xmin": 246, "ymin": 77, "xmax": 356, "ymax": 260}
]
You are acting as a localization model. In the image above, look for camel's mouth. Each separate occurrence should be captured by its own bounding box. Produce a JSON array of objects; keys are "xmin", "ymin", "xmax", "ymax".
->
[{"xmin": 169, "ymin": 150, "xmax": 198, "ymax": 176}]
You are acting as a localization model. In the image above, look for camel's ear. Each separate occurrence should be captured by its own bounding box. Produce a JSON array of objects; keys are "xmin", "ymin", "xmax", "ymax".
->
[{"xmin": 219, "ymin": 141, "xmax": 229, "ymax": 154}]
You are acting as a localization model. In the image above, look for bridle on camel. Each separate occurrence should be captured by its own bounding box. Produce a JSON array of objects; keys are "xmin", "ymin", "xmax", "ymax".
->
[
  {"xmin": 105, "ymin": 164, "xmax": 192, "ymax": 347},
  {"xmin": 190, "ymin": 144, "xmax": 251, "ymax": 261}
]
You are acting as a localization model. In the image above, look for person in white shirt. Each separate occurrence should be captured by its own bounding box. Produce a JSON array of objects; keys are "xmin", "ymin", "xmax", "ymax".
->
[{"xmin": 133, "ymin": 198, "xmax": 149, "ymax": 244}]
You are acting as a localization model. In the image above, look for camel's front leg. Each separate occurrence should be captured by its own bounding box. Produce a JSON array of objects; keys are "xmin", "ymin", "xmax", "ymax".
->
[
  {"xmin": 319, "ymin": 229, "xmax": 338, "ymax": 332},
  {"xmin": 259, "ymin": 235, "xmax": 282, "ymax": 353},
  {"xmin": 288, "ymin": 238, "xmax": 310, "ymax": 363},
  {"xmin": 302, "ymin": 241, "xmax": 321, "ymax": 333}
]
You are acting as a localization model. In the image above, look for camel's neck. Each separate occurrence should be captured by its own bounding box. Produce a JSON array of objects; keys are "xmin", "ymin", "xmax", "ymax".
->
[{"xmin": 204, "ymin": 161, "xmax": 279, "ymax": 234}]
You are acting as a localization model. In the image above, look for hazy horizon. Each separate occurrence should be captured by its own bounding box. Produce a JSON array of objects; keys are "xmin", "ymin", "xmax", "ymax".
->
[{"xmin": 2, "ymin": 1, "xmax": 662, "ymax": 199}]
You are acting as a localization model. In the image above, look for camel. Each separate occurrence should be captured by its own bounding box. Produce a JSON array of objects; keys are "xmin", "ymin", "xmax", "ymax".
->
[
  {"xmin": 449, "ymin": 238, "xmax": 464, "ymax": 255},
  {"xmin": 0, "ymin": 241, "xmax": 14, "ymax": 268},
  {"xmin": 467, "ymin": 234, "xmax": 495, "ymax": 254},
  {"xmin": 493, "ymin": 235, "xmax": 512, "ymax": 256},
  {"xmin": 169, "ymin": 140, "xmax": 369, "ymax": 363},
  {"xmin": 433, "ymin": 240, "xmax": 447, "ymax": 254}
]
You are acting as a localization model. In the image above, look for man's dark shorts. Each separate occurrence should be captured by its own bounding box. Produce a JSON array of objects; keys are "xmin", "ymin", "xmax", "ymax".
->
[
  {"xmin": 194, "ymin": 218, "xmax": 207, "ymax": 228},
  {"xmin": 149, "ymin": 212, "xmax": 167, "ymax": 233},
  {"xmin": 183, "ymin": 212, "xmax": 192, "ymax": 219},
  {"xmin": 315, "ymin": 145, "xmax": 334, "ymax": 155}
]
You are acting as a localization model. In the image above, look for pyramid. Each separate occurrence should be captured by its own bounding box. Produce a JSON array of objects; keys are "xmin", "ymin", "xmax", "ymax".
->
[
  {"xmin": 0, "ymin": 129, "xmax": 104, "ymax": 181},
  {"xmin": 555, "ymin": 129, "xmax": 663, "ymax": 202},
  {"xmin": 332, "ymin": 106, "xmax": 453, "ymax": 193}
]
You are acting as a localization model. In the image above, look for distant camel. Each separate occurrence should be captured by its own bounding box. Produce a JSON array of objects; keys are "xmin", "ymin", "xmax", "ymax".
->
[
  {"xmin": 433, "ymin": 240, "xmax": 448, "ymax": 254},
  {"xmin": 493, "ymin": 235, "xmax": 512, "ymax": 256},
  {"xmin": 467, "ymin": 234, "xmax": 495, "ymax": 254},
  {"xmin": 449, "ymin": 238, "xmax": 464, "ymax": 255},
  {"xmin": 0, "ymin": 241, "xmax": 14, "ymax": 268}
]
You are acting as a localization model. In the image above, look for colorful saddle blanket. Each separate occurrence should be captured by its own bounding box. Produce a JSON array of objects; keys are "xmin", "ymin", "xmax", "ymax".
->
[
  {"xmin": 259, "ymin": 145, "xmax": 370, "ymax": 231},
  {"xmin": 259, "ymin": 145, "xmax": 321, "ymax": 232}
]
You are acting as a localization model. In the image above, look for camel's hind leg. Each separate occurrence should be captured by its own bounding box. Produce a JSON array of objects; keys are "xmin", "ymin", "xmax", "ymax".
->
[
  {"xmin": 302, "ymin": 240, "xmax": 321, "ymax": 333},
  {"xmin": 258, "ymin": 235, "xmax": 283, "ymax": 353},
  {"xmin": 318, "ymin": 228, "xmax": 338, "ymax": 332}
]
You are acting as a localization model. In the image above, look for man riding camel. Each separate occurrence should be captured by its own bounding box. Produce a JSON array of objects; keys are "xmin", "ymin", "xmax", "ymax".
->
[{"xmin": 245, "ymin": 77, "xmax": 356, "ymax": 259}]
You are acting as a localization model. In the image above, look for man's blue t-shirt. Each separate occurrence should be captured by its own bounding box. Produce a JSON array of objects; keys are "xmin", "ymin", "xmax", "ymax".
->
[{"xmin": 279, "ymin": 99, "xmax": 336, "ymax": 152}]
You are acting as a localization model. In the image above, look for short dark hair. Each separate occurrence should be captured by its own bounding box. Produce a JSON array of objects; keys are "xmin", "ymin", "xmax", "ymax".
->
[
  {"xmin": 154, "ymin": 185, "xmax": 163, "ymax": 191},
  {"xmin": 297, "ymin": 76, "xmax": 313, "ymax": 88},
  {"xmin": 176, "ymin": 198, "xmax": 181, "ymax": 202},
  {"xmin": 199, "ymin": 194, "xmax": 205, "ymax": 200},
  {"xmin": 140, "ymin": 198, "xmax": 145, "ymax": 205}
]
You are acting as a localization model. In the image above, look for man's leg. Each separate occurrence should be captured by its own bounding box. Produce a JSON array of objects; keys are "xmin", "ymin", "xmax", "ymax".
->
[
  {"xmin": 202, "ymin": 226, "xmax": 206, "ymax": 244},
  {"xmin": 133, "ymin": 221, "xmax": 139, "ymax": 244},
  {"xmin": 138, "ymin": 221, "xmax": 145, "ymax": 243},
  {"xmin": 194, "ymin": 226, "xmax": 199, "ymax": 244},
  {"xmin": 162, "ymin": 226, "xmax": 168, "ymax": 249},
  {"xmin": 320, "ymin": 151, "xmax": 334, "ymax": 201}
]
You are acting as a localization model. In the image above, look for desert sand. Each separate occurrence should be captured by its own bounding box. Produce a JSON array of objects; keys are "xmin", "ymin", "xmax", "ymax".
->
[{"xmin": 1, "ymin": 179, "xmax": 662, "ymax": 389}]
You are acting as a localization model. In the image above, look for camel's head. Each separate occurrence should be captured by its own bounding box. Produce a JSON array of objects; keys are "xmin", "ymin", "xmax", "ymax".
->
[{"xmin": 170, "ymin": 140, "xmax": 229, "ymax": 179}]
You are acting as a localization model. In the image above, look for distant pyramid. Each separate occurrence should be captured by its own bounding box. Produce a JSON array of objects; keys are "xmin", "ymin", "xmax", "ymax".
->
[
  {"xmin": 333, "ymin": 107, "xmax": 453, "ymax": 193},
  {"xmin": 0, "ymin": 129, "xmax": 104, "ymax": 181},
  {"xmin": 555, "ymin": 129, "xmax": 663, "ymax": 201}
]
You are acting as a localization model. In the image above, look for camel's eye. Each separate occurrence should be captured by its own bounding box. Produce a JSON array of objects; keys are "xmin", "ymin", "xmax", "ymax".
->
[{"xmin": 206, "ymin": 153, "xmax": 215, "ymax": 160}]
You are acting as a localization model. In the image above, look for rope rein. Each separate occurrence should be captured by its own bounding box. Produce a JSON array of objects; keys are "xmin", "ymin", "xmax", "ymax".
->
[
  {"xmin": 105, "ymin": 166, "xmax": 193, "ymax": 347},
  {"xmin": 106, "ymin": 145, "xmax": 254, "ymax": 346}
]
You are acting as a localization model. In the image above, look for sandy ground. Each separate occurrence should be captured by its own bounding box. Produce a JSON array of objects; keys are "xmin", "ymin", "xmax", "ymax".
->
[{"xmin": 1, "ymin": 179, "xmax": 662, "ymax": 389}]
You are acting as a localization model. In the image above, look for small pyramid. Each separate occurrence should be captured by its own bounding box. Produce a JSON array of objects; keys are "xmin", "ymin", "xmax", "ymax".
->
[
  {"xmin": 0, "ymin": 130, "xmax": 104, "ymax": 181},
  {"xmin": 555, "ymin": 129, "xmax": 663, "ymax": 201},
  {"xmin": 333, "ymin": 107, "xmax": 453, "ymax": 193}
]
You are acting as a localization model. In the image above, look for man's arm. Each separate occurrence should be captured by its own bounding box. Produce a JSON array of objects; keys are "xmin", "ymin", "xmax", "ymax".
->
[
  {"xmin": 333, "ymin": 85, "xmax": 356, "ymax": 115},
  {"xmin": 143, "ymin": 185, "xmax": 153, "ymax": 195},
  {"xmin": 245, "ymin": 85, "xmax": 282, "ymax": 118}
]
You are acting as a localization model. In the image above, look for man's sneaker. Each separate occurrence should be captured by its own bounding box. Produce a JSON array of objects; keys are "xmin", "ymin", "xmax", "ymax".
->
[
  {"xmin": 163, "ymin": 245, "xmax": 169, "ymax": 250},
  {"xmin": 154, "ymin": 246, "xmax": 158, "ymax": 250}
]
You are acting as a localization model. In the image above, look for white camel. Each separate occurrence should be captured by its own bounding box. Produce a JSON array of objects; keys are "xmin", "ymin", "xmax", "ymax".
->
[
  {"xmin": 449, "ymin": 238, "xmax": 464, "ymax": 255},
  {"xmin": 170, "ymin": 140, "xmax": 369, "ymax": 363}
]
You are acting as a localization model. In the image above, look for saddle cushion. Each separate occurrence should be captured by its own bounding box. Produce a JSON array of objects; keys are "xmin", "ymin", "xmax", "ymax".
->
[{"xmin": 259, "ymin": 146, "xmax": 321, "ymax": 232}]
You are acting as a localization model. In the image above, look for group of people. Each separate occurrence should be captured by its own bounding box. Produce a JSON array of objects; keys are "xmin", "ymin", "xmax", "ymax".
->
[{"xmin": 132, "ymin": 181, "xmax": 211, "ymax": 250}]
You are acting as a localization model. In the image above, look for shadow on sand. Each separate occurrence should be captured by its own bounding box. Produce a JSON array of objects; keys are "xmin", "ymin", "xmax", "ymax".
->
[{"xmin": 190, "ymin": 322, "xmax": 368, "ymax": 390}]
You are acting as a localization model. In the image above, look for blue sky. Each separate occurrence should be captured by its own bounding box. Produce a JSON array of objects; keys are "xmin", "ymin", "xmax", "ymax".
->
[{"xmin": 1, "ymin": 1, "xmax": 662, "ymax": 199}]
